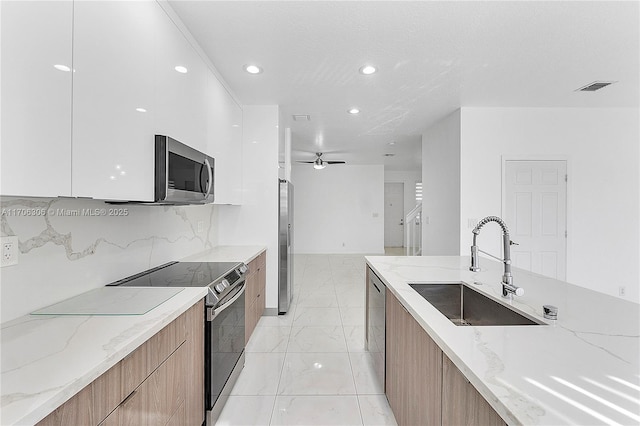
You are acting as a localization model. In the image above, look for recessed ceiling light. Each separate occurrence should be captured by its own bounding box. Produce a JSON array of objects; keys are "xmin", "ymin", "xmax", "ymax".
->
[
  {"xmin": 54, "ymin": 64, "xmax": 71, "ymax": 72},
  {"xmin": 244, "ymin": 64, "xmax": 263, "ymax": 74},
  {"xmin": 174, "ymin": 65, "xmax": 188, "ymax": 74},
  {"xmin": 359, "ymin": 65, "xmax": 377, "ymax": 75},
  {"xmin": 348, "ymin": 108, "xmax": 360, "ymax": 115},
  {"xmin": 388, "ymin": 141, "xmax": 396, "ymax": 145},
  {"xmin": 135, "ymin": 107, "xmax": 147, "ymax": 113}
]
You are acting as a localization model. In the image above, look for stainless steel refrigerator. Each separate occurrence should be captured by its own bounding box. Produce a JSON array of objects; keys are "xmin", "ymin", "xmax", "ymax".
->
[{"xmin": 278, "ymin": 179, "xmax": 294, "ymax": 314}]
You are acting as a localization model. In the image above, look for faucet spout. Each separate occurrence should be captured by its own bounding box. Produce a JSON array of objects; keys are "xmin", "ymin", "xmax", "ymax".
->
[{"xmin": 468, "ymin": 216, "xmax": 524, "ymax": 298}]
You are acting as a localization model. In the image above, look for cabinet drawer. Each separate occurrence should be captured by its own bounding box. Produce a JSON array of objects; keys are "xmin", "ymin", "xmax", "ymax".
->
[
  {"xmin": 38, "ymin": 302, "xmax": 201, "ymax": 426},
  {"xmin": 121, "ymin": 312, "xmax": 186, "ymax": 399},
  {"xmin": 100, "ymin": 343, "xmax": 187, "ymax": 426}
]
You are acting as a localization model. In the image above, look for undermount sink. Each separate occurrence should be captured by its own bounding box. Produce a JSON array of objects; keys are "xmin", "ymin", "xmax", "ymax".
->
[{"xmin": 409, "ymin": 282, "xmax": 544, "ymax": 326}]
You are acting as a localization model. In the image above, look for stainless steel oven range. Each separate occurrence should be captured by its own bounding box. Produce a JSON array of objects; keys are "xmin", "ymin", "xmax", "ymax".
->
[{"xmin": 110, "ymin": 261, "xmax": 248, "ymax": 425}]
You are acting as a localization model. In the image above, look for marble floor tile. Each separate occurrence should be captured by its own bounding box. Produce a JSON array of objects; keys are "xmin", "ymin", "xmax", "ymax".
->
[
  {"xmin": 227, "ymin": 254, "xmax": 396, "ymax": 425},
  {"xmin": 257, "ymin": 313, "xmax": 295, "ymax": 327},
  {"xmin": 349, "ymin": 352, "xmax": 384, "ymax": 394},
  {"xmin": 300, "ymin": 274, "xmax": 335, "ymax": 288},
  {"xmin": 288, "ymin": 326, "xmax": 347, "ymax": 352},
  {"xmin": 343, "ymin": 325, "xmax": 366, "ymax": 353},
  {"xmin": 358, "ymin": 395, "xmax": 397, "ymax": 426},
  {"xmin": 278, "ymin": 352, "xmax": 356, "ymax": 395},
  {"xmin": 336, "ymin": 286, "xmax": 366, "ymax": 307},
  {"xmin": 296, "ymin": 290, "xmax": 339, "ymax": 308},
  {"xmin": 230, "ymin": 353, "xmax": 285, "ymax": 396},
  {"xmin": 293, "ymin": 307, "xmax": 343, "ymax": 326},
  {"xmin": 339, "ymin": 307, "xmax": 366, "ymax": 326},
  {"xmin": 216, "ymin": 395, "xmax": 276, "ymax": 426},
  {"xmin": 246, "ymin": 326, "xmax": 291, "ymax": 353},
  {"xmin": 271, "ymin": 396, "xmax": 363, "ymax": 426}
]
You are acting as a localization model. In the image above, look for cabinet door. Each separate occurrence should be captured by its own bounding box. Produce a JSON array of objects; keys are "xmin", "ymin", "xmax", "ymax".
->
[
  {"xmin": 245, "ymin": 269, "xmax": 259, "ymax": 344},
  {"xmin": 207, "ymin": 73, "xmax": 243, "ymax": 204},
  {"xmin": 0, "ymin": 0, "xmax": 72, "ymax": 197},
  {"xmin": 386, "ymin": 292, "xmax": 442, "ymax": 426},
  {"xmin": 442, "ymin": 356, "xmax": 506, "ymax": 426},
  {"xmin": 154, "ymin": 12, "xmax": 208, "ymax": 154},
  {"xmin": 72, "ymin": 0, "xmax": 159, "ymax": 201}
]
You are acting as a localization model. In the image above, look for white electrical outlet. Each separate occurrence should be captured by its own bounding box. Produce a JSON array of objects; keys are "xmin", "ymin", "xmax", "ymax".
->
[
  {"xmin": 1, "ymin": 236, "xmax": 19, "ymax": 267},
  {"xmin": 619, "ymin": 286, "xmax": 626, "ymax": 297}
]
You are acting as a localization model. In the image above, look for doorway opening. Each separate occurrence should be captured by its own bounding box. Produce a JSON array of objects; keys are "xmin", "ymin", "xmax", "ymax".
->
[{"xmin": 384, "ymin": 182, "xmax": 404, "ymax": 249}]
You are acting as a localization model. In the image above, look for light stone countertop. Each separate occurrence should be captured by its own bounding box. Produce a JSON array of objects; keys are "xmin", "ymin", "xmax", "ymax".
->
[
  {"xmin": 0, "ymin": 245, "xmax": 265, "ymax": 425},
  {"xmin": 365, "ymin": 256, "xmax": 640, "ymax": 426},
  {"xmin": 0, "ymin": 287, "xmax": 207, "ymax": 425},
  {"xmin": 180, "ymin": 245, "xmax": 266, "ymax": 264}
]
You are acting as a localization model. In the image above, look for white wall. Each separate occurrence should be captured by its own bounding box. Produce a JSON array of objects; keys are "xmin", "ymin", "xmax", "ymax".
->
[
  {"xmin": 217, "ymin": 105, "xmax": 280, "ymax": 309},
  {"xmin": 292, "ymin": 165, "xmax": 385, "ymax": 254},
  {"xmin": 421, "ymin": 110, "xmax": 461, "ymax": 255},
  {"xmin": 384, "ymin": 170, "xmax": 422, "ymax": 233},
  {"xmin": 459, "ymin": 107, "xmax": 640, "ymax": 302},
  {"xmin": 0, "ymin": 198, "xmax": 217, "ymax": 323}
]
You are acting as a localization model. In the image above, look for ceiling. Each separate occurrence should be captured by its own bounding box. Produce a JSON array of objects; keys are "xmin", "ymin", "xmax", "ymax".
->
[{"xmin": 169, "ymin": 1, "xmax": 639, "ymax": 171}]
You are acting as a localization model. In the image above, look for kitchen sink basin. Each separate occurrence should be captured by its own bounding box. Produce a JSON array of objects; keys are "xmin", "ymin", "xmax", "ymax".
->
[{"xmin": 408, "ymin": 282, "xmax": 544, "ymax": 326}]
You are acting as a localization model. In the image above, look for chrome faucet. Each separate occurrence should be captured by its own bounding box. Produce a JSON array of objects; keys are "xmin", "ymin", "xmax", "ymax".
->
[{"xmin": 469, "ymin": 216, "xmax": 524, "ymax": 298}]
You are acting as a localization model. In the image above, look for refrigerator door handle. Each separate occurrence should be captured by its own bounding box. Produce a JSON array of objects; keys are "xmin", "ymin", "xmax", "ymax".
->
[{"xmin": 287, "ymin": 224, "xmax": 291, "ymax": 247}]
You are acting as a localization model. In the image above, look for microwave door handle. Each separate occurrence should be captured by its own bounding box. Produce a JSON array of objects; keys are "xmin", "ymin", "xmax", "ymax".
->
[{"xmin": 204, "ymin": 158, "xmax": 213, "ymax": 197}]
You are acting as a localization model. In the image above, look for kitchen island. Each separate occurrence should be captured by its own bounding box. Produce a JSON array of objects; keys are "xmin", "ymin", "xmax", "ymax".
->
[{"xmin": 365, "ymin": 256, "xmax": 639, "ymax": 426}]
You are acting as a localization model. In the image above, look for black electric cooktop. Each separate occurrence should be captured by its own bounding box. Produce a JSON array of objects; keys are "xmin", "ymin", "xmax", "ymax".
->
[{"xmin": 110, "ymin": 262, "xmax": 242, "ymax": 288}]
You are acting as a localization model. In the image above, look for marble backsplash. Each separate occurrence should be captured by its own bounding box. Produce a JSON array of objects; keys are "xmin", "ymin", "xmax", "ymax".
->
[{"xmin": 0, "ymin": 197, "xmax": 218, "ymax": 323}]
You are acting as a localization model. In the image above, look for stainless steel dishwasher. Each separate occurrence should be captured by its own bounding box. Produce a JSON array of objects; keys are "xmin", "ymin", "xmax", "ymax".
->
[{"xmin": 366, "ymin": 267, "xmax": 386, "ymax": 390}]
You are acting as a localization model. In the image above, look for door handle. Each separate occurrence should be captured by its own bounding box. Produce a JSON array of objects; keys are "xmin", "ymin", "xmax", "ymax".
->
[{"xmin": 400, "ymin": 218, "xmax": 404, "ymax": 226}]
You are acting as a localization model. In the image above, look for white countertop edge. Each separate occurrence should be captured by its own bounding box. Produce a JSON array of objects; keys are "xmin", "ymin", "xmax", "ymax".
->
[
  {"xmin": 180, "ymin": 245, "xmax": 266, "ymax": 264},
  {"xmin": 2, "ymin": 288, "xmax": 207, "ymax": 426}
]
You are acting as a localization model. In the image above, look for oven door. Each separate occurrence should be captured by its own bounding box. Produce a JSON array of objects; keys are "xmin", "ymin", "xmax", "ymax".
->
[
  {"xmin": 155, "ymin": 135, "xmax": 214, "ymax": 204},
  {"xmin": 205, "ymin": 281, "xmax": 245, "ymax": 417}
]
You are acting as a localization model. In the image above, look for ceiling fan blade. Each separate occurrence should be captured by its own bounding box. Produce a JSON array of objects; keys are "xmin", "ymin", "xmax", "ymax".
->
[
  {"xmin": 296, "ymin": 161, "xmax": 315, "ymax": 163},
  {"xmin": 325, "ymin": 161, "xmax": 346, "ymax": 164}
]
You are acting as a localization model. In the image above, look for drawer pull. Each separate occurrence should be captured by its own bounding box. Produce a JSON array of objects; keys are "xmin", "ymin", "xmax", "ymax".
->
[{"xmin": 121, "ymin": 389, "xmax": 137, "ymax": 406}]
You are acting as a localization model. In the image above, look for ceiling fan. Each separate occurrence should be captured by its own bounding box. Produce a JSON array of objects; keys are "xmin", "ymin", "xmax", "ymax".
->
[{"xmin": 297, "ymin": 152, "xmax": 346, "ymax": 170}]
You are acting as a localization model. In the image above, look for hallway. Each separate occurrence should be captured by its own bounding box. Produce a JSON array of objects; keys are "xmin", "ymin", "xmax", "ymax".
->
[{"xmin": 216, "ymin": 254, "xmax": 397, "ymax": 425}]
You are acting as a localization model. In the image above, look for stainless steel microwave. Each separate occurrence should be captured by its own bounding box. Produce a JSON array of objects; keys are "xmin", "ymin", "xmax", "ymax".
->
[{"xmin": 155, "ymin": 135, "xmax": 214, "ymax": 204}]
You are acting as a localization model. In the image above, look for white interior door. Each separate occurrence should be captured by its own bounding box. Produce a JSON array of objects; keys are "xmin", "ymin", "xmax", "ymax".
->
[
  {"xmin": 384, "ymin": 183, "xmax": 404, "ymax": 247},
  {"xmin": 505, "ymin": 160, "xmax": 567, "ymax": 280}
]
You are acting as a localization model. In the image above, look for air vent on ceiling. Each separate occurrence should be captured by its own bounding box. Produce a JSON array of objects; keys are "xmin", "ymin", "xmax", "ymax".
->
[
  {"xmin": 293, "ymin": 114, "xmax": 311, "ymax": 121},
  {"xmin": 576, "ymin": 81, "xmax": 616, "ymax": 92}
]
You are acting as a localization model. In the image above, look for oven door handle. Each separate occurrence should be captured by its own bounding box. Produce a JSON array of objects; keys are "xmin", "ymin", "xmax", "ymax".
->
[{"xmin": 207, "ymin": 282, "xmax": 245, "ymax": 321}]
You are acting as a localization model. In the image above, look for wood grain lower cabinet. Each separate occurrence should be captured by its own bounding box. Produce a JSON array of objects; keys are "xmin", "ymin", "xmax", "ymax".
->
[
  {"xmin": 442, "ymin": 356, "xmax": 506, "ymax": 426},
  {"xmin": 245, "ymin": 251, "xmax": 267, "ymax": 343},
  {"xmin": 386, "ymin": 291, "xmax": 442, "ymax": 426},
  {"xmin": 38, "ymin": 300, "xmax": 204, "ymax": 426},
  {"xmin": 384, "ymin": 291, "xmax": 505, "ymax": 426}
]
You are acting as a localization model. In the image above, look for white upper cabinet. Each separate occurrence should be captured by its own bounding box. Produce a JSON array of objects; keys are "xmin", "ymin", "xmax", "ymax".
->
[
  {"xmin": 206, "ymin": 74, "xmax": 243, "ymax": 205},
  {"xmin": 154, "ymin": 13, "xmax": 209, "ymax": 154},
  {"xmin": 2, "ymin": 1, "xmax": 241, "ymax": 203},
  {"xmin": 72, "ymin": 1, "xmax": 211, "ymax": 201},
  {"xmin": 0, "ymin": 1, "xmax": 73, "ymax": 197},
  {"xmin": 72, "ymin": 1, "xmax": 159, "ymax": 201}
]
